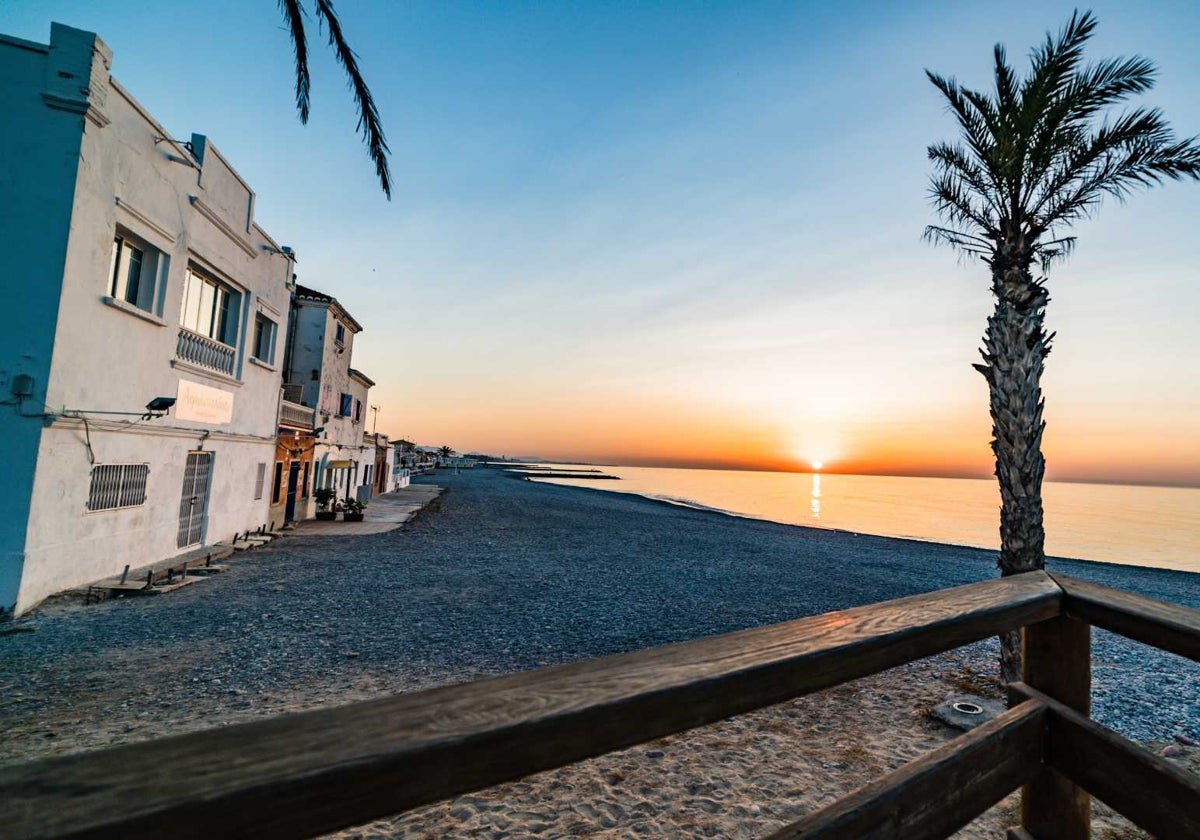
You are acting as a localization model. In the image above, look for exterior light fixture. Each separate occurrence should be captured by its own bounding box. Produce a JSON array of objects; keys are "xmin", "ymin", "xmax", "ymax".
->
[{"xmin": 143, "ymin": 396, "xmax": 176, "ymax": 419}]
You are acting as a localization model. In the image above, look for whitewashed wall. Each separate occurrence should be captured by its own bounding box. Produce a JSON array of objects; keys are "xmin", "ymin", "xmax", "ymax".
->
[{"xmin": 6, "ymin": 23, "xmax": 294, "ymax": 614}]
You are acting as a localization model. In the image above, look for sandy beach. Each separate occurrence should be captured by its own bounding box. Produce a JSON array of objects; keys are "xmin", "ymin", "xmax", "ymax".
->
[{"xmin": 2, "ymin": 467, "xmax": 1196, "ymax": 838}]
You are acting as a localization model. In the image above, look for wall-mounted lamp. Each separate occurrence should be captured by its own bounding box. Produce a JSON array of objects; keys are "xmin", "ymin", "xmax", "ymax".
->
[{"xmin": 143, "ymin": 396, "xmax": 176, "ymax": 419}]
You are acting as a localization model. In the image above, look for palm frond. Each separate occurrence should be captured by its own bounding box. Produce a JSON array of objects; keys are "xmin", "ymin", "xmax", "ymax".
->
[
  {"xmin": 926, "ymin": 71, "xmax": 1002, "ymax": 184},
  {"xmin": 927, "ymin": 10, "xmax": 1200, "ymax": 267},
  {"xmin": 278, "ymin": 0, "xmax": 311, "ymax": 124},
  {"xmin": 928, "ymin": 141, "xmax": 1003, "ymax": 218},
  {"xmin": 928, "ymin": 172, "xmax": 998, "ymax": 235},
  {"xmin": 1020, "ymin": 10, "xmax": 1096, "ymax": 117},
  {"xmin": 923, "ymin": 225, "xmax": 992, "ymax": 260},
  {"xmin": 1033, "ymin": 235, "xmax": 1076, "ymax": 269},
  {"xmin": 1022, "ymin": 54, "xmax": 1157, "ymax": 201},
  {"xmin": 1036, "ymin": 109, "xmax": 1200, "ymax": 226},
  {"xmin": 314, "ymin": 0, "xmax": 393, "ymax": 199}
]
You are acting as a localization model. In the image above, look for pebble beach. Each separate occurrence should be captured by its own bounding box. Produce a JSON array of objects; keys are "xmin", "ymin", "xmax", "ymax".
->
[{"xmin": 1, "ymin": 466, "xmax": 1197, "ymax": 838}]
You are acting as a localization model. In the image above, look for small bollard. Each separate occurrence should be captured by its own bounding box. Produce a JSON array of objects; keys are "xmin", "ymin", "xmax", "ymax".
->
[{"xmin": 119, "ymin": 564, "xmax": 130, "ymax": 584}]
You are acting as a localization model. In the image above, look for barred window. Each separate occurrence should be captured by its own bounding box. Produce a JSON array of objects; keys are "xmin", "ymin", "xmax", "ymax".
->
[{"xmin": 88, "ymin": 464, "xmax": 149, "ymax": 511}]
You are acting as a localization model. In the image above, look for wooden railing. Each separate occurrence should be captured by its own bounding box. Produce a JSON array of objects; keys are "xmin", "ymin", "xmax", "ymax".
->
[{"xmin": 1, "ymin": 571, "xmax": 1196, "ymax": 839}]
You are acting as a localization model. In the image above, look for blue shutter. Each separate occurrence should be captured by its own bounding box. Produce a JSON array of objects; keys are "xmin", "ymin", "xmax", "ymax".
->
[{"xmin": 339, "ymin": 393, "xmax": 352, "ymax": 416}]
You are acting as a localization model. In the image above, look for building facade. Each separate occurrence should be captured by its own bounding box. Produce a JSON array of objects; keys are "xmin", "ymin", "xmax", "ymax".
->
[
  {"xmin": 1, "ymin": 24, "xmax": 295, "ymax": 616},
  {"xmin": 281, "ymin": 286, "xmax": 374, "ymax": 511}
]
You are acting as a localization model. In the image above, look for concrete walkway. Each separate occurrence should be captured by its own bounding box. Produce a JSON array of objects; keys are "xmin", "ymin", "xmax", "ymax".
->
[{"xmin": 292, "ymin": 484, "xmax": 443, "ymax": 536}]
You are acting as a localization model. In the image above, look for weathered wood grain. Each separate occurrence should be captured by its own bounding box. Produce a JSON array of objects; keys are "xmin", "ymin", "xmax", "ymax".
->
[
  {"xmin": 763, "ymin": 699, "xmax": 1047, "ymax": 840},
  {"xmin": 0, "ymin": 572, "xmax": 1060, "ymax": 840},
  {"xmin": 1053, "ymin": 573, "xmax": 1200, "ymax": 663},
  {"xmin": 1010, "ymin": 682, "xmax": 1200, "ymax": 840},
  {"xmin": 1020, "ymin": 615, "xmax": 1090, "ymax": 840}
]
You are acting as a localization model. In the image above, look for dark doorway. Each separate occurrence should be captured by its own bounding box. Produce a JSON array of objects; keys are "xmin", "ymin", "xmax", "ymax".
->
[{"xmin": 285, "ymin": 460, "xmax": 301, "ymax": 522}]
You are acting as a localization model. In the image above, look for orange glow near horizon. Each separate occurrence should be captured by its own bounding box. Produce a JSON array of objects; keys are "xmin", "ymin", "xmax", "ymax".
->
[{"xmin": 374, "ymin": 377, "xmax": 1200, "ymax": 488}]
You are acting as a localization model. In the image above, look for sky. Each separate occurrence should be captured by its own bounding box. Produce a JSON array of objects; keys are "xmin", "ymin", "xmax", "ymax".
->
[{"xmin": 7, "ymin": 1, "xmax": 1199, "ymax": 486}]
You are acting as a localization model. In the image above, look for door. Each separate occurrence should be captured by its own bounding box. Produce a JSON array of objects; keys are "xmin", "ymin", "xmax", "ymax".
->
[
  {"xmin": 177, "ymin": 451, "xmax": 212, "ymax": 548},
  {"xmin": 284, "ymin": 461, "xmax": 301, "ymax": 522}
]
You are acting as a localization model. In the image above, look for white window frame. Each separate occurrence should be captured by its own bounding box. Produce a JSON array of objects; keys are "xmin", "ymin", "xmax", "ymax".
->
[
  {"xmin": 252, "ymin": 312, "xmax": 277, "ymax": 365},
  {"xmin": 180, "ymin": 266, "xmax": 240, "ymax": 347},
  {"xmin": 109, "ymin": 231, "xmax": 167, "ymax": 315}
]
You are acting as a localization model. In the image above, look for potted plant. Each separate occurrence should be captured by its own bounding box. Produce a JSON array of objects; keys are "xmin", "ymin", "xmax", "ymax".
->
[
  {"xmin": 314, "ymin": 487, "xmax": 338, "ymax": 520},
  {"xmin": 341, "ymin": 496, "xmax": 366, "ymax": 522}
]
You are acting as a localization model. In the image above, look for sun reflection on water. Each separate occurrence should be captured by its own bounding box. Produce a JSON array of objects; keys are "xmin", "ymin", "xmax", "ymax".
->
[{"xmin": 810, "ymin": 473, "xmax": 821, "ymax": 519}]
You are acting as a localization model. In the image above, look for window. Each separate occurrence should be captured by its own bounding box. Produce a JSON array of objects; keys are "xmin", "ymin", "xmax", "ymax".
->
[
  {"xmin": 334, "ymin": 322, "xmax": 346, "ymax": 345},
  {"xmin": 254, "ymin": 462, "xmax": 266, "ymax": 500},
  {"xmin": 271, "ymin": 462, "xmax": 284, "ymax": 504},
  {"xmin": 339, "ymin": 393, "xmax": 353, "ymax": 417},
  {"xmin": 180, "ymin": 267, "xmax": 240, "ymax": 346},
  {"xmin": 88, "ymin": 464, "xmax": 149, "ymax": 511},
  {"xmin": 301, "ymin": 462, "xmax": 310, "ymax": 499},
  {"xmin": 109, "ymin": 233, "xmax": 164, "ymax": 314},
  {"xmin": 252, "ymin": 313, "xmax": 277, "ymax": 365},
  {"xmin": 354, "ymin": 399, "xmax": 363, "ymax": 423}
]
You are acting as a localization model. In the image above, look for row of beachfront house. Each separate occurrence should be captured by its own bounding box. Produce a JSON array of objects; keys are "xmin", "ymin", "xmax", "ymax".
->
[{"xmin": 0, "ymin": 23, "xmax": 407, "ymax": 617}]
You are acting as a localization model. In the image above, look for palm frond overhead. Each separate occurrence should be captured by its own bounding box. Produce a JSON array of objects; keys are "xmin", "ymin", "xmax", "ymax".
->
[
  {"xmin": 278, "ymin": 0, "xmax": 310, "ymax": 123},
  {"xmin": 277, "ymin": 0, "xmax": 392, "ymax": 199}
]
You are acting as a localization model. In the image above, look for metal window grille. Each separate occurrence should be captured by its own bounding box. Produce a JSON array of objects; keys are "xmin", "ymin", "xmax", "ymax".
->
[
  {"xmin": 87, "ymin": 464, "xmax": 149, "ymax": 511},
  {"xmin": 254, "ymin": 463, "xmax": 267, "ymax": 500}
]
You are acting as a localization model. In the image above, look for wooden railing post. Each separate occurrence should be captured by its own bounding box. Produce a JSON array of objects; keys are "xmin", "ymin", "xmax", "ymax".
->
[{"xmin": 1021, "ymin": 614, "xmax": 1090, "ymax": 840}]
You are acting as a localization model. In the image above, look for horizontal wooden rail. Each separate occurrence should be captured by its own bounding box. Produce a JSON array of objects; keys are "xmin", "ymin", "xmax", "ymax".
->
[
  {"xmin": 1010, "ymin": 682, "xmax": 1200, "ymax": 840},
  {"xmin": 0, "ymin": 572, "xmax": 1060, "ymax": 840},
  {"xmin": 1053, "ymin": 573, "xmax": 1200, "ymax": 663},
  {"xmin": 765, "ymin": 699, "xmax": 1048, "ymax": 840}
]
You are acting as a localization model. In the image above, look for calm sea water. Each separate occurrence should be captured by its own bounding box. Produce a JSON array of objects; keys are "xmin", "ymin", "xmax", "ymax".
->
[{"xmin": 532, "ymin": 465, "xmax": 1200, "ymax": 573}]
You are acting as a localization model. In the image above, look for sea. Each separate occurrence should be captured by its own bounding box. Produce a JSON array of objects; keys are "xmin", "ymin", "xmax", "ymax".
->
[{"xmin": 530, "ymin": 465, "xmax": 1200, "ymax": 574}]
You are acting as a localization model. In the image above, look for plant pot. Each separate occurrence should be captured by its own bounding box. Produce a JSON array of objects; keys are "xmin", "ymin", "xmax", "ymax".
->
[
  {"xmin": 343, "ymin": 512, "xmax": 365, "ymax": 522},
  {"xmin": 316, "ymin": 511, "xmax": 338, "ymax": 521}
]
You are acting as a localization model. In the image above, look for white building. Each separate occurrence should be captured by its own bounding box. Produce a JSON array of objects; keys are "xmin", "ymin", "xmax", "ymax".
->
[
  {"xmin": 281, "ymin": 286, "xmax": 374, "ymax": 509},
  {"xmin": 1, "ymin": 24, "xmax": 295, "ymax": 616}
]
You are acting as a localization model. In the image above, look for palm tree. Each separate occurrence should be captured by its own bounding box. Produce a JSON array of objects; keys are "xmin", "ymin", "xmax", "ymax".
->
[
  {"xmin": 438, "ymin": 446, "xmax": 455, "ymax": 459},
  {"xmin": 278, "ymin": 0, "xmax": 392, "ymax": 198},
  {"xmin": 925, "ymin": 11, "xmax": 1199, "ymax": 682}
]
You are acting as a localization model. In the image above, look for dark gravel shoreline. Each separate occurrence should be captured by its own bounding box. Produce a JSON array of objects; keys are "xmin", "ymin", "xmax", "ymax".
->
[{"xmin": 1, "ymin": 466, "xmax": 1196, "ymax": 767}]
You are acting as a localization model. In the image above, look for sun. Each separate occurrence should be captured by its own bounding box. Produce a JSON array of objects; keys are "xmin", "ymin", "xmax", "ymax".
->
[{"xmin": 811, "ymin": 461, "xmax": 823, "ymax": 471}]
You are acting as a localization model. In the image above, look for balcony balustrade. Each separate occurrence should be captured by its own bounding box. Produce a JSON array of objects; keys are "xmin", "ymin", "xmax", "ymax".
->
[
  {"xmin": 279, "ymin": 400, "xmax": 315, "ymax": 430},
  {"xmin": 176, "ymin": 328, "xmax": 235, "ymax": 376}
]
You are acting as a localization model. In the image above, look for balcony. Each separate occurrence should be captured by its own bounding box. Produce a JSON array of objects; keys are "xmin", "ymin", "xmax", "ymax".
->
[
  {"xmin": 279, "ymin": 400, "xmax": 315, "ymax": 430},
  {"xmin": 176, "ymin": 328, "xmax": 235, "ymax": 376}
]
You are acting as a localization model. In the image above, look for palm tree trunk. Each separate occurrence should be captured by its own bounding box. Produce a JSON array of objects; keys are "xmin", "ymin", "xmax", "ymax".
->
[{"xmin": 976, "ymin": 263, "xmax": 1051, "ymax": 683}]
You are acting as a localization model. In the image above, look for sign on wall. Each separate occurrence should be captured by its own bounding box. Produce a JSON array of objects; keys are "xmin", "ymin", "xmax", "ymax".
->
[{"xmin": 176, "ymin": 380, "xmax": 234, "ymax": 425}]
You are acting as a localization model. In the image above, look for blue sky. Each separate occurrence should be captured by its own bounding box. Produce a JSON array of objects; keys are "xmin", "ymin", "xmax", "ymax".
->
[{"xmin": 7, "ymin": 1, "xmax": 1199, "ymax": 483}]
